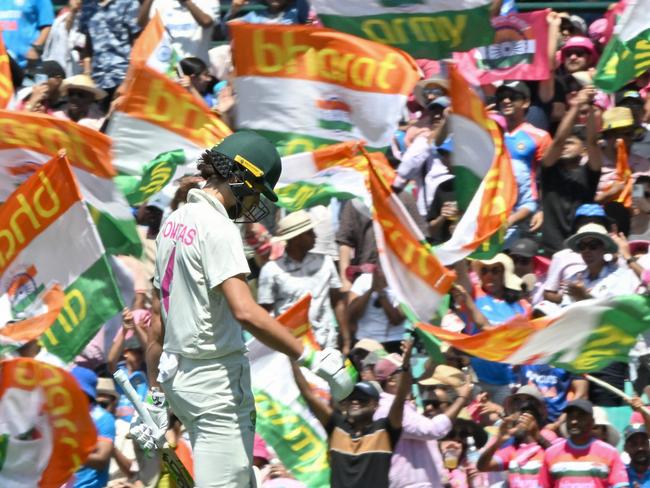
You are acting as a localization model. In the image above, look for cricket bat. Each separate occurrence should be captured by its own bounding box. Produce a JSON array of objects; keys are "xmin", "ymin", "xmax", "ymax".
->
[{"xmin": 113, "ymin": 369, "xmax": 194, "ymax": 487}]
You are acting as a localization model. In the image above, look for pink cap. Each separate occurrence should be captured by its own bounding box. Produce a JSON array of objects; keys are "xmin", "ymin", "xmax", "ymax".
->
[
  {"xmin": 588, "ymin": 18, "xmax": 608, "ymax": 45},
  {"xmin": 561, "ymin": 36, "xmax": 599, "ymax": 66},
  {"xmin": 253, "ymin": 434, "xmax": 270, "ymax": 461},
  {"xmin": 374, "ymin": 353, "xmax": 403, "ymax": 381},
  {"xmin": 631, "ymin": 411, "xmax": 644, "ymax": 425}
]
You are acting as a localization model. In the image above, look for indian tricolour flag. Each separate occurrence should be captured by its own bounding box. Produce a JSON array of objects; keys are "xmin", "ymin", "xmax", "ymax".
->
[
  {"xmin": 417, "ymin": 294, "xmax": 650, "ymax": 373},
  {"xmin": 130, "ymin": 11, "xmax": 178, "ymax": 76},
  {"xmin": 595, "ymin": 0, "xmax": 650, "ymax": 92},
  {"xmin": 0, "ymin": 34, "xmax": 12, "ymax": 108},
  {"xmin": 277, "ymin": 141, "xmax": 395, "ymax": 211},
  {"xmin": 0, "ymin": 155, "xmax": 124, "ymax": 362},
  {"xmin": 0, "ymin": 110, "xmax": 141, "ymax": 256},
  {"xmin": 368, "ymin": 154, "xmax": 456, "ymax": 322},
  {"xmin": 107, "ymin": 63, "xmax": 231, "ymax": 176},
  {"xmin": 435, "ymin": 64, "xmax": 517, "ymax": 265},
  {"xmin": 309, "ymin": 0, "xmax": 494, "ymax": 59},
  {"xmin": 230, "ymin": 23, "xmax": 420, "ymax": 155}
]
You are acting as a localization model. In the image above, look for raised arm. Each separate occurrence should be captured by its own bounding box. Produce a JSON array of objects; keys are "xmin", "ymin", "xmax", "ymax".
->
[
  {"xmin": 291, "ymin": 361, "xmax": 333, "ymax": 429},
  {"xmin": 145, "ymin": 289, "xmax": 164, "ymax": 387},
  {"xmin": 388, "ymin": 341, "xmax": 414, "ymax": 430}
]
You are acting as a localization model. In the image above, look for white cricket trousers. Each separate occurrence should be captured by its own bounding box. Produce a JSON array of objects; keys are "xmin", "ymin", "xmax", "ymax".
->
[{"xmin": 162, "ymin": 353, "xmax": 256, "ymax": 488}]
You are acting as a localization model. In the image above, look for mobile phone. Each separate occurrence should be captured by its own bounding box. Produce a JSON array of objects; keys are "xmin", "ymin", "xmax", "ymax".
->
[{"xmin": 634, "ymin": 183, "xmax": 645, "ymax": 199}]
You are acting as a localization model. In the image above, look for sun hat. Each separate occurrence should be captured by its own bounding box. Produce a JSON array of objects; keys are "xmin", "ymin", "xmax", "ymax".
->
[
  {"xmin": 71, "ymin": 366, "xmax": 98, "ymax": 401},
  {"xmin": 271, "ymin": 210, "xmax": 315, "ymax": 243},
  {"xmin": 418, "ymin": 364, "xmax": 467, "ymax": 387},
  {"xmin": 504, "ymin": 385, "xmax": 547, "ymax": 419},
  {"xmin": 560, "ymin": 36, "xmax": 599, "ymax": 65},
  {"xmin": 601, "ymin": 106, "xmax": 635, "ymax": 132},
  {"xmin": 96, "ymin": 377, "xmax": 119, "ymax": 400},
  {"xmin": 414, "ymin": 76, "xmax": 449, "ymax": 108},
  {"xmin": 351, "ymin": 338, "xmax": 385, "ymax": 354},
  {"xmin": 62, "ymin": 74, "xmax": 108, "ymax": 101},
  {"xmin": 472, "ymin": 253, "xmax": 523, "ymax": 291},
  {"xmin": 565, "ymin": 223, "xmax": 618, "ymax": 254}
]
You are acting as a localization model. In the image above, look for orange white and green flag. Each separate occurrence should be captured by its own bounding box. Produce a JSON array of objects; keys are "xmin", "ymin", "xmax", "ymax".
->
[
  {"xmin": 368, "ymin": 153, "xmax": 457, "ymax": 322},
  {"xmin": 614, "ymin": 138, "xmax": 633, "ymax": 208},
  {"xmin": 278, "ymin": 294, "xmax": 321, "ymax": 352},
  {"xmin": 0, "ymin": 155, "xmax": 124, "ymax": 363},
  {"xmin": 0, "ymin": 34, "xmax": 12, "ymax": 108},
  {"xmin": 0, "ymin": 358, "xmax": 97, "ymax": 487},
  {"xmin": 130, "ymin": 11, "xmax": 178, "ymax": 76},
  {"xmin": 230, "ymin": 24, "xmax": 420, "ymax": 155},
  {"xmin": 416, "ymin": 294, "xmax": 650, "ymax": 373},
  {"xmin": 435, "ymin": 63, "xmax": 517, "ymax": 264},
  {"xmin": 277, "ymin": 141, "xmax": 395, "ymax": 211},
  {"xmin": 107, "ymin": 63, "xmax": 231, "ymax": 176}
]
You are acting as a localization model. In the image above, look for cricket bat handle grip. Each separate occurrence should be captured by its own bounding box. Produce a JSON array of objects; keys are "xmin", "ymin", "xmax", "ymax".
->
[{"xmin": 113, "ymin": 369, "xmax": 162, "ymax": 436}]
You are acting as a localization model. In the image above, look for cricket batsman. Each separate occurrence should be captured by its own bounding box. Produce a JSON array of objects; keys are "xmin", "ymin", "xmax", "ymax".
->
[{"xmin": 129, "ymin": 131, "xmax": 354, "ymax": 487}]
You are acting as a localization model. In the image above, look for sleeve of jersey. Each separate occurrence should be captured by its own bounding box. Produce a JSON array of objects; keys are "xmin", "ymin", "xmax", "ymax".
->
[
  {"xmin": 97, "ymin": 412, "xmax": 116, "ymax": 443},
  {"xmin": 535, "ymin": 132, "xmax": 553, "ymax": 164},
  {"xmin": 609, "ymin": 447, "xmax": 631, "ymax": 488},
  {"xmin": 201, "ymin": 225, "xmax": 251, "ymax": 290}
]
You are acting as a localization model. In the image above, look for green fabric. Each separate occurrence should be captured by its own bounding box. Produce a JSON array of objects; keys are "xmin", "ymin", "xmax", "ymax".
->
[
  {"xmin": 594, "ymin": 26, "xmax": 650, "ymax": 93},
  {"xmin": 276, "ymin": 182, "xmax": 357, "ymax": 211}
]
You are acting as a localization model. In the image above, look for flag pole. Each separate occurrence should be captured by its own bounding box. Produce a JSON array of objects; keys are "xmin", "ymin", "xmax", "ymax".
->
[{"xmin": 584, "ymin": 373, "xmax": 650, "ymax": 416}]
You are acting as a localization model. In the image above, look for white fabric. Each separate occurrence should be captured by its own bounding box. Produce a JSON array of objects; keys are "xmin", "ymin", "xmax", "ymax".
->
[
  {"xmin": 42, "ymin": 11, "xmax": 85, "ymax": 77},
  {"xmin": 154, "ymin": 189, "xmax": 250, "ymax": 359},
  {"xmin": 257, "ymin": 252, "xmax": 341, "ymax": 348},
  {"xmin": 150, "ymin": 0, "xmax": 220, "ymax": 63},
  {"xmin": 349, "ymin": 273, "xmax": 406, "ymax": 343}
]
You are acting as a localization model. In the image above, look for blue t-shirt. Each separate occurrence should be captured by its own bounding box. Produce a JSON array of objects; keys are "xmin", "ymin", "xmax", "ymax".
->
[
  {"xmin": 115, "ymin": 365, "xmax": 148, "ymax": 422},
  {"xmin": 518, "ymin": 364, "xmax": 573, "ymax": 422},
  {"xmin": 74, "ymin": 405, "xmax": 115, "ymax": 488},
  {"xmin": 0, "ymin": 0, "xmax": 54, "ymax": 67},
  {"xmin": 469, "ymin": 294, "xmax": 525, "ymax": 385},
  {"xmin": 627, "ymin": 466, "xmax": 650, "ymax": 488}
]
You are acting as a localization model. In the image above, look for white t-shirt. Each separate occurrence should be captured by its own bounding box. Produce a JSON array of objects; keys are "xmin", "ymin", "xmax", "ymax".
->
[
  {"xmin": 150, "ymin": 0, "xmax": 220, "ymax": 63},
  {"xmin": 350, "ymin": 273, "xmax": 406, "ymax": 343},
  {"xmin": 257, "ymin": 252, "xmax": 341, "ymax": 348},
  {"xmin": 154, "ymin": 189, "xmax": 250, "ymax": 359}
]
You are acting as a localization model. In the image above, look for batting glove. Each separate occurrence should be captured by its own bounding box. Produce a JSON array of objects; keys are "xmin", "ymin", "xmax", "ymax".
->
[{"xmin": 299, "ymin": 347, "xmax": 356, "ymax": 401}]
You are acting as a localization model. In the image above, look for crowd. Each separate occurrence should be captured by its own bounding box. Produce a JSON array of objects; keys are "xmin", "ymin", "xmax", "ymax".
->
[{"xmin": 3, "ymin": 0, "xmax": 650, "ymax": 487}]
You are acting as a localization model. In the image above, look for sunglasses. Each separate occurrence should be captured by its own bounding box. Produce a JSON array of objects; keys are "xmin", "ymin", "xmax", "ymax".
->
[
  {"xmin": 497, "ymin": 92, "xmax": 525, "ymax": 103},
  {"xmin": 512, "ymin": 256, "xmax": 532, "ymax": 265},
  {"xmin": 577, "ymin": 239, "xmax": 604, "ymax": 251},
  {"xmin": 564, "ymin": 48, "xmax": 589, "ymax": 58},
  {"xmin": 480, "ymin": 266, "xmax": 503, "ymax": 275}
]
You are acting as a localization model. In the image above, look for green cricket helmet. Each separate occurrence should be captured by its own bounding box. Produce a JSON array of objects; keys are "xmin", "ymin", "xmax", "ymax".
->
[{"xmin": 210, "ymin": 131, "xmax": 282, "ymax": 202}]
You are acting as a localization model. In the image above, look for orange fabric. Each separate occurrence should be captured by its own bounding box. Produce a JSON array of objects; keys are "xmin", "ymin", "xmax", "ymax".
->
[
  {"xmin": 0, "ymin": 34, "xmax": 12, "ymax": 108},
  {"xmin": 614, "ymin": 139, "xmax": 633, "ymax": 208},
  {"xmin": 277, "ymin": 294, "xmax": 321, "ymax": 350},
  {"xmin": 175, "ymin": 438, "xmax": 194, "ymax": 479},
  {"xmin": 130, "ymin": 12, "xmax": 164, "ymax": 66},
  {"xmin": 0, "ymin": 285, "xmax": 64, "ymax": 341}
]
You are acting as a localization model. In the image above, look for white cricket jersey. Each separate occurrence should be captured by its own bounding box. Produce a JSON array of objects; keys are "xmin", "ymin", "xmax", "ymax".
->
[{"xmin": 154, "ymin": 189, "xmax": 250, "ymax": 359}]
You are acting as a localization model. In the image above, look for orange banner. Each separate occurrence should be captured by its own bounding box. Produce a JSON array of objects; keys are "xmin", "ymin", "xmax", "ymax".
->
[
  {"xmin": 230, "ymin": 23, "xmax": 420, "ymax": 95},
  {"xmin": 615, "ymin": 139, "xmax": 633, "ymax": 208},
  {"xmin": 277, "ymin": 294, "xmax": 321, "ymax": 351},
  {"xmin": 0, "ymin": 111, "xmax": 114, "ymax": 178},
  {"xmin": 0, "ymin": 358, "xmax": 97, "ymax": 487},
  {"xmin": 130, "ymin": 12, "xmax": 164, "ymax": 66},
  {"xmin": 120, "ymin": 64, "xmax": 231, "ymax": 147},
  {"xmin": 0, "ymin": 35, "xmax": 12, "ymax": 108},
  {"xmin": 0, "ymin": 155, "xmax": 81, "ymax": 275}
]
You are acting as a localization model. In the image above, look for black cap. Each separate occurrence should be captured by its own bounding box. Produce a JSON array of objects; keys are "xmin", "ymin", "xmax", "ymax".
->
[
  {"xmin": 37, "ymin": 60, "xmax": 66, "ymax": 79},
  {"xmin": 616, "ymin": 90, "xmax": 643, "ymax": 106},
  {"xmin": 564, "ymin": 399, "xmax": 593, "ymax": 416},
  {"xmin": 348, "ymin": 381, "xmax": 380, "ymax": 401},
  {"xmin": 624, "ymin": 424, "xmax": 648, "ymax": 441},
  {"xmin": 510, "ymin": 238, "xmax": 539, "ymax": 258},
  {"xmin": 496, "ymin": 81, "xmax": 531, "ymax": 99}
]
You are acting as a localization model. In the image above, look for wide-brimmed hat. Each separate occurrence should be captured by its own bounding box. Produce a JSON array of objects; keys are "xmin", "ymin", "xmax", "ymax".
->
[
  {"xmin": 271, "ymin": 210, "xmax": 315, "ymax": 243},
  {"xmin": 565, "ymin": 223, "xmax": 618, "ymax": 254},
  {"xmin": 96, "ymin": 377, "xmax": 119, "ymax": 400},
  {"xmin": 351, "ymin": 338, "xmax": 384, "ymax": 354},
  {"xmin": 419, "ymin": 364, "xmax": 467, "ymax": 387},
  {"xmin": 472, "ymin": 253, "xmax": 523, "ymax": 291},
  {"xmin": 504, "ymin": 385, "xmax": 547, "ymax": 420},
  {"xmin": 62, "ymin": 74, "xmax": 108, "ymax": 101},
  {"xmin": 560, "ymin": 36, "xmax": 599, "ymax": 65},
  {"xmin": 601, "ymin": 106, "xmax": 635, "ymax": 132},
  {"xmin": 414, "ymin": 76, "xmax": 449, "ymax": 108}
]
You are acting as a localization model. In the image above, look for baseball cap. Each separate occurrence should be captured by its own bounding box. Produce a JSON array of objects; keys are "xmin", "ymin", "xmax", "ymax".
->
[
  {"xmin": 624, "ymin": 424, "xmax": 648, "ymax": 442},
  {"xmin": 509, "ymin": 237, "xmax": 539, "ymax": 258},
  {"xmin": 564, "ymin": 398, "xmax": 594, "ymax": 416},
  {"xmin": 347, "ymin": 381, "xmax": 380, "ymax": 401},
  {"xmin": 374, "ymin": 353, "xmax": 403, "ymax": 381},
  {"xmin": 71, "ymin": 366, "xmax": 98, "ymax": 401},
  {"xmin": 437, "ymin": 138, "xmax": 453, "ymax": 154},
  {"xmin": 210, "ymin": 131, "xmax": 282, "ymax": 202},
  {"xmin": 496, "ymin": 81, "xmax": 531, "ymax": 99},
  {"xmin": 616, "ymin": 90, "xmax": 644, "ymax": 106},
  {"xmin": 574, "ymin": 203, "xmax": 606, "ymax": 220}
]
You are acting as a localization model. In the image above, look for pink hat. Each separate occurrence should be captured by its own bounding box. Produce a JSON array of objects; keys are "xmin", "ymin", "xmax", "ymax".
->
[
  {"xmin": 588, "ymin": 18, "xmax": 608, "ymax": 45},
  {"xmin": 253, "ymin": 434, "xmax": 270, "ymax": 461},
  {"xmin": 374, "ymin": 353, "xmax": 403, "ymax": 381},
  {"xmin": 561, "ymin": 36, "xmax": 599, "ymax": 66},
  {"xmin": 631, "ymin": 411, "xmax": 644, "ymax": 425}
]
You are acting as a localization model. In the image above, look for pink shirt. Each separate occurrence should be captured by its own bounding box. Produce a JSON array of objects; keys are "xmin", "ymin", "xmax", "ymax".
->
[{"xmin": 539, "ymin": 438, "xmax": 629, "ymax": 488}]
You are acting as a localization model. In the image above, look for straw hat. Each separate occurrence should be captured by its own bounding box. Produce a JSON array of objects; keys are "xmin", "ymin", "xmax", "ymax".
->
[
  {"xmin": 601, "ymin": 106, "xmax": 634, "ymax": 132},
  {"xmin": 565, "ymin": 223, "xmax": 618, "ymax": 254},
  {"xmin": 504, "ymin": 385, "xmax": 547, "ymax": 420},
  {"xmin": 62, "ymin": 74, "xmax": 108, "ymax": 101},
  {"xmin": 472, "ymin": 253, "xmax": 523, "ymax": 291},
  {"xmin": 270, "ymin": 210, "xmax": 315, "ymax": 243},
  {"xmin": 418, "ymin": 364, "xmax": 467, "ymax": 387},
  {"xmin": 414, "ymin": 76, "xmax": 449, "ymax": 108},
  {"xmin": 96, "ymin": 377, "xmax": 119, "ymax": 399}
]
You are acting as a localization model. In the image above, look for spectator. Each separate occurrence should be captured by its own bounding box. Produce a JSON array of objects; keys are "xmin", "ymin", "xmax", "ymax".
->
[
  {"xmin": 559, "ymin": 37, "xmax": 599, "ymax": 75},
  {"xmin": 0, "ymin": 0, "xmax": 53, "ymax": 69},
  {"xmin": 223, "ymin": 0, "xmax": 309, "ymax": 36},
  {"xmin": 79, "ymin": 0, "xmax": 141, "ymax": 101},
  {"xmin": 374, "ymin": 357, "xmax": 475, "ymax": 488},
  {"xmin": 625, "ymin": 424, "xmax": 650, "ymax": 488},
  {"xmin": 348, "ymin": 265, "xmax": 407, "ymax": 354},
  {"xmin": 71, "ymin": 366, "xmax": 116, "ymax": 488},
  {"xmin": 53, "ymin": 74, "xmax": 107, "ymax": 130},
  {"xmin": 19, "ymin": 59, "xmax": 65, "ymax": 113},
  {"xmin": 539, "ymin": 399, "xmax": 628, "ymax": 488},
  {"xmin": 257, "ymin": 210, "xmax": 350, "ymax": 351},
  {"xmin": 439, "ymin": 419, "xmax": 489, "ymax": 488},
  {"xmin": 42, "ymin": 0, "xmax": 85, "ymax": 77},
  {"xmin": 291, "ymin": 342, "xmax": 414, "ymax": 488},
  {"xmin": 138, "ymin": 0, "xmax": 219, "ymax": 63},
  {"xmin": 176, "ymin": 56, "xmax": 217, "ymax": 108},
  {"xmin": 425, "ymin": 138, "xmax": 458, "ymax": 244}
]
